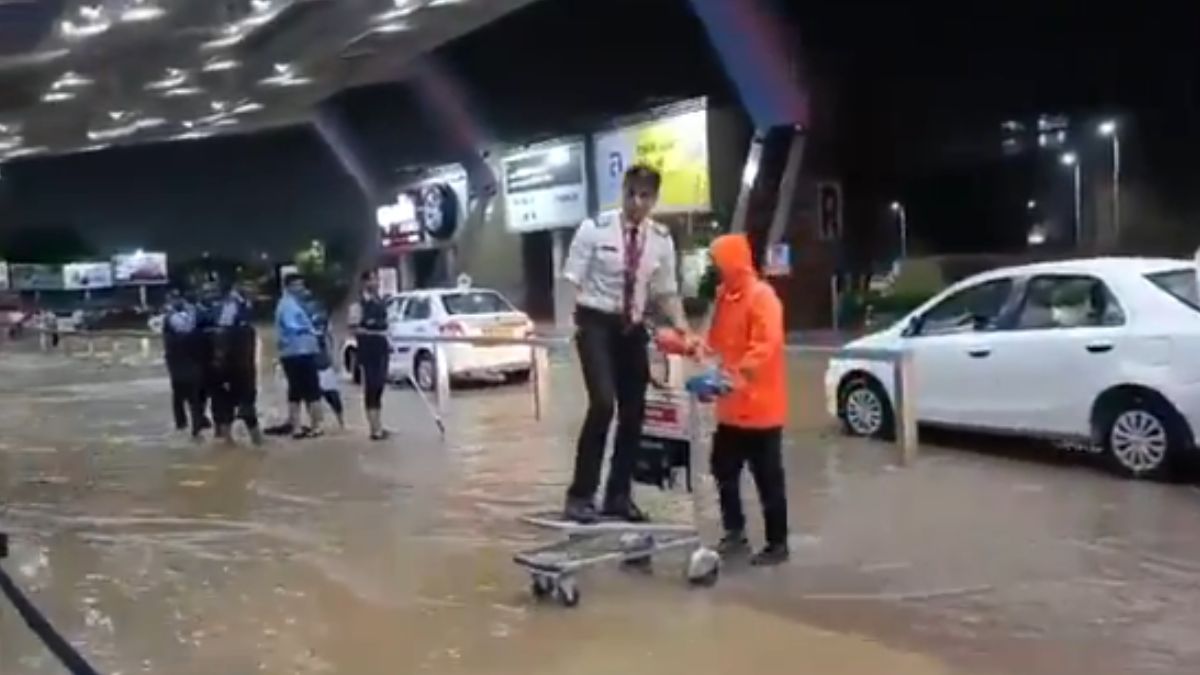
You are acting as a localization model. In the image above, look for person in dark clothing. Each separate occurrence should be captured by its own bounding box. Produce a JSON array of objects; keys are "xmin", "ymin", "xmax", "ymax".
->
[
  {"xmin": 349, "ymin": 271, "xmax": 391, "ymax": 440},
  {"xmin": 200, "ymin": 281, "xmax": 264, "ymax": 446},
  {"xmin": 162, "ymin": 289, "xmax": 209, "ymax": 436}
]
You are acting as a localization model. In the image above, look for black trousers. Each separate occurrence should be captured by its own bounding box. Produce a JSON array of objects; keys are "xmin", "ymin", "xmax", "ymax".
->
[
  {"xmin": 169, "ymin": 370, "xmax": 207, "ymax": 433},
  {"xmin": 358, "ymin": 334, "xmax": 390, "ymax": 411},
  {"xmin": 568, "ymin": 307, "xmax": 650, "ymax": 505},
  {"xmin": 209, "ymin": 365, "xmax": 259, "ymax": 430},
  {"xmin": 711, "ymin": 425, "xmax": 789, "ymax": 546}
]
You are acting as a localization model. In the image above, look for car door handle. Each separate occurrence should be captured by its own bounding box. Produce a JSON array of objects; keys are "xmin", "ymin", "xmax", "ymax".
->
[
  {"xmin": 1086, "ymin": 342, "xmax": 1114, "ymax": 354},
  {"xmin": 967, "ymin": 348, "xmax": 992, "ymax": 358}
]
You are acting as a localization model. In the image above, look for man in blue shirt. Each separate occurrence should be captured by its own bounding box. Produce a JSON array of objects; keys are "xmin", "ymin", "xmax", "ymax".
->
[{"xmin": 275, "ymin": 274, "xmax": 325, "ymax": 438}]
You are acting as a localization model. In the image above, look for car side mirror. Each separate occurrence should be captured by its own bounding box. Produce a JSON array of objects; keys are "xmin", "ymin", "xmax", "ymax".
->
[
  {"xmin": 901, "ymin": 316, "xmax": 922, "ymax": 338},
  {"xmin": 970, "ymin": 313, "xmax": 992, "ymax": 331}
]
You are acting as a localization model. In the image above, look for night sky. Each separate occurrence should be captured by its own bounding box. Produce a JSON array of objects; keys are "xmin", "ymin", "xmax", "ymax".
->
[{"xmin": 1, "ymin": 0, "xmax": 1197, "ymax": 263}]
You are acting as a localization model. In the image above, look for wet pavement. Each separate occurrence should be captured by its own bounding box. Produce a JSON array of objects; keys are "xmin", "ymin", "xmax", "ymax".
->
[{"xmin": 3, "ymin": 341, "xmax": 1200, "ymax": 674}]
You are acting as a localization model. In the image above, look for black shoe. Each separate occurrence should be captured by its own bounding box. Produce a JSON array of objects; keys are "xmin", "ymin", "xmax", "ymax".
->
[
  {"xmin": 601, "ymin": 500, "xmax": 649, "ymax": 523},
  {"xmin": 199, "ymin": 418, "xmax": 213, "ymax": 431},
  {"xmin": 370, "ymin": 429, "xmax": 391, "ymax": 442},
  {"xmin": 717, "ymin": 532, "xmax": 750, "ymax": 558},
  {"xmin": 264, "ymin": 423, "xmax": 293, "ymax": 437},
  {"xmin": 563, "ymin": 499, "xmax": 598, "ymax": 524},
  {"xmin": 750, "ymin": 544, "xmax": 790, "ymax": 567}
]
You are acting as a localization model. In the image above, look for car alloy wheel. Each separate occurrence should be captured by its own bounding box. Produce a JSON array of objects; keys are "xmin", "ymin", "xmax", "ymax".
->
[
  {"xmin": 415, "ymin": 354, "xmax": 436, "ymax": 391},
  {"xmin": 845, "ymin": 387, "xmax": 885, "ymax": 436},
  {"xmin": 1109, "ymin": 409, "xmax": 1169, "ymax": 474}
]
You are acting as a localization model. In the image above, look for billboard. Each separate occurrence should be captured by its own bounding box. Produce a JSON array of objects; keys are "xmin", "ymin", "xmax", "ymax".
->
[
  {"xmin": 594, "ymin": 101, "xmax": 711, "ymax": 214},
  {"xmin": 112, "ymin": 251, "xmax": 168, "ymax": 285},
  {"xmin": 10, "ymin": 264, "xmax": 63, "ymax": 291},
  {"xmin": 502, "ymin": 140, "xmax": 588, "ymax": 233},
  {"xmin": 62, "ymin": 262, "xmax": 115, "ymax": 290},
  {"xmin": 379, "ymin": 164, "xmax": 469, "ymax": 250},
  {"xmin": 0, "ymin": 261, "xmax": 7, "ymax": 291}
]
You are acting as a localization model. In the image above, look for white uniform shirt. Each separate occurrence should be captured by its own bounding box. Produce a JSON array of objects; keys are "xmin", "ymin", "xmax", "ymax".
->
[{"xmin": 562, "ymin": 213, "xmax": 678, "ymax": 323}]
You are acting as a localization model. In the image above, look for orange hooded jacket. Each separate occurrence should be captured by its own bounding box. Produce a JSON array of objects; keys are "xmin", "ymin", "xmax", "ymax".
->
[{"xmin": 706, "ymin": 234, "xmax": 787, "ymax": 429}]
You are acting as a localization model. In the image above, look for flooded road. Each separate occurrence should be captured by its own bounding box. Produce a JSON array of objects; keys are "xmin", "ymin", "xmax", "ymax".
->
[{"xmin": 3, "ymin": 343, "xmax": 1200, "ymax": 674}]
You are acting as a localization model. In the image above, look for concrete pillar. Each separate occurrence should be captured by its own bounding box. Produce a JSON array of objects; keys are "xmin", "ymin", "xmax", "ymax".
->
[{"xmin": 551, "ymin": 229, "xmax": 571, "ymax": 332}]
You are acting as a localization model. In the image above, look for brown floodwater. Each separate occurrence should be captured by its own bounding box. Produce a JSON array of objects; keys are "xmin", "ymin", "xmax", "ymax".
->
[{"xmin": 2, "ymin": 339, "xmax": 1200, "ymax": 674}]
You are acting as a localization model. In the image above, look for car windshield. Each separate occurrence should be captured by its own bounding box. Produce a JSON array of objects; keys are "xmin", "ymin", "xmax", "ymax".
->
[
  {"xmin": 440, "ymin": 291, "xmax": 513, "ymax": 315},
  {"xmin": 1146, "ymin": 269, "xmax": 1200, "ymax": 311}
]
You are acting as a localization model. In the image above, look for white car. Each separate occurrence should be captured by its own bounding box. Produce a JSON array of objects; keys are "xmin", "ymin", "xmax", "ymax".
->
[
  {"xmin": 343, "ymin": 287, "xmax": 535, "ymax": 390},
  {"xmin": 825, "ymin": 257, "xmax": 1200, "ymax": 479}
]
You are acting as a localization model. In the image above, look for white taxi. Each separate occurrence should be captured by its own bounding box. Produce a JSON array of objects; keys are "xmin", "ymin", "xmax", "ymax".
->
[
  {"xmin": 343, "ymin": 286, "xmax": 534, "ymax": 390},
  {"xmin": 826, "ymin": 258, "xmax": 1200, "ymax": 479}
]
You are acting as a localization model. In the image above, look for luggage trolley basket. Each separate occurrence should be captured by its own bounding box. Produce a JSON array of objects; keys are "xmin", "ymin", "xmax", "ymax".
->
[{"xmin": 513, "ymin": 340, "xmax": 722, "ymax": 608}]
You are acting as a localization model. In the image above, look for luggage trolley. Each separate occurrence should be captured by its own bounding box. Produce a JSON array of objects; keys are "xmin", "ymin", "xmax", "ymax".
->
[{"xmin": 513, "ymin": 342, "xmax": 721, "ymax": 608}]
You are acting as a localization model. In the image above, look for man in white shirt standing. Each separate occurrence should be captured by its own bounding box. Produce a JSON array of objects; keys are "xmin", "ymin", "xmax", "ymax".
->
[{"xmin": 561, "ymin": 165, "xmax": 693, "ymax": 523}]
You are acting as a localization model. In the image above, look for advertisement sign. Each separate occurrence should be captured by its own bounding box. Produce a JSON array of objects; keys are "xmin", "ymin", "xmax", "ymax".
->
[
  {"xmin": 377, "ymin": 267, "xmax": 399, "ymax": 297},
  {"xmin": 764, "ymin": 243, "xmax": 792, "ymax": 277},
  {"xmin": 594, "ymin": 102, "xmax": 711, "ymax": 214},
  {"xmin": 112, "ymin": 251, "xmax": 168, "ymax": 285},
  {"xmin": 380, "ymin": 164, "xmax": 469, "ymax": 250},
  {"xmin": 502, "ymin": 140, "xmax": 588, "ymax": 232},
  {"xmin": 62, "ymin": 262, "xmax": 114, "ymax": 290},
  {"xmin": 10, "ymin": 264, "xmax": 63, "ymax": 291},
  {"xmin": 0, "ymin": 261, "xmax": 8, "ymax": 291}
]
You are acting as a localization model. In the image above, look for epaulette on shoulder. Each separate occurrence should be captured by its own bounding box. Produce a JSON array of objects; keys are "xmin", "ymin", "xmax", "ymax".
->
[{"xmin": 651, "ymin": 221, "xmax": 670, "ymax": 237}]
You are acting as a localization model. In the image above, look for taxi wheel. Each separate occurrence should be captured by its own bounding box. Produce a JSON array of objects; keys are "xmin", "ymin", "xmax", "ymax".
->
[
  {"xmin": 414, "ymin": 351, "xmax": 436, "ymax": 392},
  {"xmin": 344, "ymin": 348, "xmax": 361, "ymax": 385}
]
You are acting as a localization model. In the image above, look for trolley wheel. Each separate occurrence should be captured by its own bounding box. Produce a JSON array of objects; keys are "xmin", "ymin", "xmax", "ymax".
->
[
  {"xmin": 555, "ymin": 576, "xmax": 580, "ymax": 608},
  {"xmin": 686, "ymin": 547, "xmax": 721, "ymax": 588},
  {"xmin": 531, "ymin": 574, "xmax": 554, "ymax": 600},
  {"xmin": 622, "ymin": 555, "xmax": 653, "ymax": 573}
]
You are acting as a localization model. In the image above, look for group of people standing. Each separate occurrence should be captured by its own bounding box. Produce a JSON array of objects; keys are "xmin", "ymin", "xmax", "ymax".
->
[{"xmin": 161, "ymin": 270, "xmax": 393, "ymax": 444}]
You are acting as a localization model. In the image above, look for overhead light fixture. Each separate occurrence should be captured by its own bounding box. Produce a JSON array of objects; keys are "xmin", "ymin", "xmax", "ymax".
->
[
  {"xmin": 0, "ymin": 136, "xmax": 23, "ymax": 151},
  {"xmin": 260, "ymin": 64, "xmax": 312, "ymax": 87},
  {"xmin": 163, "ymin": 86, "xmax": 204, "ymax": 98},
  {"xmin": 61, "ymin": 18, "xmax": 111, "ymax": 39},
  {"xmin": 52, "ymin": 71, "xmax": 94, "ymax": 90},
  {"xmin": 233, "ymin": 101, "xmax": 264, "ymax": 114},
  {"xmin": 79, "ymin": 143, "xmax": 111, "ymax": 153},
  {"xmin": 42, "ymin": 91, "xmax": 77, "ymax": 103},
  {"xmin": 375, "ymin": 0, "xmax": 426, "ymax": 21},
  {"xmin": 428, "ymin": 0, "xmax": 467, "ymax": 6},
  {"xmin": 212, "ymin": 118, "xmax": 239, "ymax": 127},
  {"xmin": 202, "ymin": 57, "xmax": 240, "ymax": 72},
  {"xmin": 173, "ymin": 130, "xmax": 215, "ymax": 141},
  {"xmin": 79, "ymin": 4, "xmax": 104, "ymax": 21},
  {"xmin": 120, "ymin": 1, "xmax": 166, "ymax": 23},
  {"xmin": 3, "ymin": 146, "xmax": 47, "ymax": 160},
  {"xmin": 373, "ymin": 21, "xmax": 410, "ymax": 34},
  {"xmin": 107, "ymin": 110, "xmax": 129, "ymax": 121},
  {"xmin": 144, "ymin": 68, "xmax": 188, "ymax": 91}
]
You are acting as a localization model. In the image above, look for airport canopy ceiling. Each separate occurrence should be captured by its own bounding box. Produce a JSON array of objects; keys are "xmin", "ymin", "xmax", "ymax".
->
[{"xmin": 0, "ymin": 0, "xmax": 536, "ymax": 162}]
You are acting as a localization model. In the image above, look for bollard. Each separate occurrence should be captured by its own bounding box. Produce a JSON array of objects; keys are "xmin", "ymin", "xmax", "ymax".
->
[
  {"xmin": 892, "ymin": 349, "xmax": 918, "ymax": 465},
  {"xmin": 86, "ymin": 337, "xmax": 95, "ymax": 357},
  {"xmin": 434, "ymin": 344, "xmax": 451, "ymax": 417},
  {"xmin": 532, "ymin": 345, "xmax": 550, "ymax": 421},
  {"xmin": 140, "ymin": 337, "xmax": 150, "ymax": 360}
]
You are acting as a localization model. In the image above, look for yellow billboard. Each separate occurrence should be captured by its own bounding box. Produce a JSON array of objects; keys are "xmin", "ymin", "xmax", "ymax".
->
[{"xmin": 594, "ymin": 105, "xmax": 711, "ymax": 214}]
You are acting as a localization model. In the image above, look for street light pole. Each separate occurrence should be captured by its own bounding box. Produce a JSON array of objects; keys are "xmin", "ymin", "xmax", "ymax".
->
[
  {"xmin": 1099, "ymin": 120, "xmax": 1121, "ymax": 243},
  {"xmin": 1061, "ymin": 152, "xmax": 1082, "ymax": 248},
  {"xmin": 890, "ymin": 201, "xmax": 907, "ymax": 260}
]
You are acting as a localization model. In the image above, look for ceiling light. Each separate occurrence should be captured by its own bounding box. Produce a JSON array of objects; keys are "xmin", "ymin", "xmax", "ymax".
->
[
  {"xmin": 107, "ymin": 110, "xmax": 129, "ymax": 121},
  {"xmin": 144, "ymin": 68, "xmax": 187, "ymax": 91},
  {"xmin": 4, "ymin": 146, "xmax": 47, "ymax": 160},
  {"xmin": 202, "ymin": 57, "xmax": 240, "ymax": 72},
  {"xmin": 80, "ymin": 4, "xmax": 104, "ymax": 21},
  {"xmin": 428, "ymin": 0, "xmax": 466, "ymax": 6},
  {"xmin": 260, "ymin": 65, "xmax": 312, "ymax": 87},
  {"xmin": 120, "ymin": 2, "xmax": 166, "ymax": 23},
  {"xmin": 79, "ymin": 143, "xmax": 110, "ymax": 153},
  {"xmin": 210, "ymin": 100, "xmax": 229, "ymax": 112},
  {"xmin": 52, "ymin": 71, "xmax": 93, "ymax": 90},
  {"xmin": 375, "ymin": 0, "xmax": 425, "ymax": 21},
  {"xmin": 42, "ymin": 91, "xmax": 77, "ymax": 103},
  {"xmin": 61, "ymin": 18, "xmax": 111, "ymax": 39},
  {"xmin": 233, "ymin": 101, "xmax": 264, "ymax": 114},
  {"xmin": 137, "ymin": 117, "xmax": 167, "ymax": 129},
  {"xmin": 373, "ymin": 21, "xmax": 410, "ymax": 34},
  {"xmin": 251, "ymin": 0, "xmax": 273, "ymax": 13},
  {"xmin": 173, "ymin": 130, "xmax": 215, "ymax": 141},
  {"xmin": 163, "ymin": 86, "xmax": 204, "ymax": 98},
  {"xmin": 0, "ymin": 136, "xmax": 23, "ymax": 151},
  {"xmin": 213, "ymin": 118, "xmax": 239, "ymax": 127}
]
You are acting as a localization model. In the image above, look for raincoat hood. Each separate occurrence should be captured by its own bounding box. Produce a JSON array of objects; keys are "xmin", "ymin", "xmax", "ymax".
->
[{"xmin": 710, "ymin": 233, "xmax": 756, "ymax": 290}]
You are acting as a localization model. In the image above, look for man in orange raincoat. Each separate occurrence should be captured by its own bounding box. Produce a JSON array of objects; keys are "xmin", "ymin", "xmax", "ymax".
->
[{"xmin": 703, "ymin": 233, "xmax": 789, "ymax": 565}]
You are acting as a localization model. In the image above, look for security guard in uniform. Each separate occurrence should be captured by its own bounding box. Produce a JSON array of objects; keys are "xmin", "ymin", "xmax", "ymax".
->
[
  {"xmin": 204, "ymin": 280, "xmax": 264, "ymax": 445},
  {"xmin": 349, "ymin": 270, "xmax": 391, "ymax": 440}
]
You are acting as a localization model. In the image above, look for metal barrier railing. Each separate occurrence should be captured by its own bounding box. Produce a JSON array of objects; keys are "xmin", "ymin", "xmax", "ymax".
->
[{"xmin": 385, "ymin": 334, "xmax": 918, "ymax": 465}]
